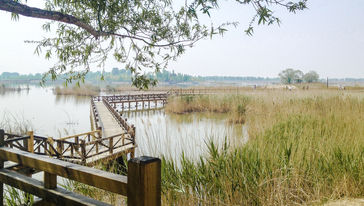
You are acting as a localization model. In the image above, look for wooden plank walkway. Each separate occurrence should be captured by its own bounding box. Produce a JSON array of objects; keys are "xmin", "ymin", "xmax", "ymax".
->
[
  {"xmin": 95, "ymin": 101, "xmax": 125, "ymax": 137},
  {"xmin": 83, "ymin": 101, "xmax": 135, "ymax": 164}
]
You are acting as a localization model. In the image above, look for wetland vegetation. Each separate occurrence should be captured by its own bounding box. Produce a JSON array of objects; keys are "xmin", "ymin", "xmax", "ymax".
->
[
  {"xmin": 2, "ymin": 86, "xmax": 364, "ymax": 205},
  {"xmin": 161, "ymin": 88, "xmax": 364, "ymax": 205}
]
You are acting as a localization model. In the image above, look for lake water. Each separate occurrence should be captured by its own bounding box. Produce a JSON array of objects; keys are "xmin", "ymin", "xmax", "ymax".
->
[{"xmin": 0, "ymin": 86, "xmax": 245, "ymax": 161}]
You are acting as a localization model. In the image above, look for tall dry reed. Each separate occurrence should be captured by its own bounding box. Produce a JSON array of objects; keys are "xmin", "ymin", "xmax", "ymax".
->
[{"xmin": 162, "ymin": 90, "xmax": 364, "ymax": 205}]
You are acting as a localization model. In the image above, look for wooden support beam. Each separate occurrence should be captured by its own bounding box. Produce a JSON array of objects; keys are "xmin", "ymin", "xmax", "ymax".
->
[
  {"xmin": 0, "ymin": 169, "xmax": 110, "ymax": 206},
  {"xmin": 0, "ymin": 147, "xmax": 128, "ymax": 195},
  {"xmin": 127, "ymin": 156, "xmax": 161, "ymax": 206}
]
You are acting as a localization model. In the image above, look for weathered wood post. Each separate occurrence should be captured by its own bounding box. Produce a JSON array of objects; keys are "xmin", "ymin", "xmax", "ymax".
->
[
  {"xmin": 75, "ymin": 136, "xmax": 79, "ymax": 152},
  {"xmin": 43, "ymin": 171, "xmax": 57, "ymax": 206},
  {"xmin": 80, "ymin": 140, "xmax": 86, "ymax": 164},
  {"xmin": 56, "ymin": 141, "xmax": 63, "ymax": 157},
  {"xmin": 27, "ymin": 131, "xmax": 34, "ymax": 153},
  {"xmin": 109, "ymin": 136, "xmax": 113, "ymax": 154},
  {"xmin": 127, "ymin": 156, "xmax": 161, "ymax": 206},
  {"xmin": 0, "ymin": 129, "xmax": 4, "ymax": 206}
]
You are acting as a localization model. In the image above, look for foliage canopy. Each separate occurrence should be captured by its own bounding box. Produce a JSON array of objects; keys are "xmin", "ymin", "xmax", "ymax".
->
[
  {"xmin": 0, "ymin": 0, "xmax": 307, "ymax": 88},
  {"xmin": 279, "ymin": 68, "xmax": 319, "ymax": 84}
]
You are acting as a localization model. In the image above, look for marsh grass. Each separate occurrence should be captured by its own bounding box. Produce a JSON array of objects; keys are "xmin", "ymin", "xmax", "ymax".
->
[
  {"xmin": 161, "ymin": 90, "xmax": 364, "ymax": 205},
  {"xmin": 4, "ymin": 186, "xmax": 34, "ymax": 206},
  {"xmin": 53, "ymin": 85, "xmax": 100, "ymax": 96},
  {"xmin": 166, "ymin": 94, "xmax": 250, "ymax": 124}
]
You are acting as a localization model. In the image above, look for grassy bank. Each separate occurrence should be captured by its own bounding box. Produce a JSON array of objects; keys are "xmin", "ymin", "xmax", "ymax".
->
[{"xmin": 162, "ymin": 90, "xmax": 364, "ymax": 205}]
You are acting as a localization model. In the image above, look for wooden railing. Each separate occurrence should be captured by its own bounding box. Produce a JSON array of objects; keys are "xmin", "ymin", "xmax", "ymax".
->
[
  {"xmin": 2, "ymin": 130, "xmax": 134, "ymax": 166},
  {"xmin": 0, "ymin": 129, "xmax": 161, "ymax": 206},
  {"xmin": 91, "ymin": 98, "xmax": 103, "ymax": 131},
  {"xmin": 93, "ymin": 93, "xmax": 168, "ymax": 104}
]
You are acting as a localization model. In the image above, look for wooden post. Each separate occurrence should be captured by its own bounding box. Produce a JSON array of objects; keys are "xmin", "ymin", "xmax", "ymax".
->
[
  {"xmin": 44, "ymin": 172, "xmax": 57, "ymax": 189},
  {"xmin": 80, "ymin": 140, "xmax": 86, "ymax": 164},
  {"xmin": 127, "ymin": 156, "xmax": 161, "ymax": 206},
  {"xmin": 95, "ymin": 140, "xmax": 99, "ymax": 154},
  {"xmin": 75, "ymin": 136, "xmax": 79, "ymax": 151},
  {"xmin": 0, "ymin": 129, "xmax": 4, "ymax": 206},
  {"xmin": 57, "ymin": 141, "xmax": 63, "ymax": 157},
  {"xmin": 27, "ymin": 131, "xmax": 34, "ymax": 153},
  {"xmin": 70, "ymin": 144, "xmax": 74, "ymax": 157},
  {"xmin": 43, "ymin": 171, "xmax": 57, "ymax": 206},
  {"xmin": 109, "ymin": 137, "xmax": 113, "ymax": 154}
]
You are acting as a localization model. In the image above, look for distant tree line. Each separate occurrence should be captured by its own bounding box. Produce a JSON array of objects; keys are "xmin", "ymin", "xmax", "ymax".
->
[
  {"xmin": 1, "ymin": 69, "xmax": 279, "ymax": 84},
  {"xmin": 279, "ymin": 69, "xmax": 320, "ymax": 84},
  {"xmin": 2, "ymin": 69, "xmax": 363, "ymax": 85},
  {"xmin": 0, "ymin": 72, "xmax": 42, "ymax": 80}
]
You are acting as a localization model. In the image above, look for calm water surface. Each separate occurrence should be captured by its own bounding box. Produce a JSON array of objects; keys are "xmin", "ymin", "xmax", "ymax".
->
[{"xmin": 0, "ymin": 86, "xmax": 245, "ymax": 160}]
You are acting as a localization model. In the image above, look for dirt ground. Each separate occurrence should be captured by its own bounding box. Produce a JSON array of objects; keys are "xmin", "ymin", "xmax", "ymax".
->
[{"xmin": 324, "ymin": 199, "xmax": 364, "ymax": 206}]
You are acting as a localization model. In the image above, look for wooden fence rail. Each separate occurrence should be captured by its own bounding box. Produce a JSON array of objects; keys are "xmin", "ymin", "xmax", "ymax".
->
[
  {"xmin": 2, "ymin": 130, "xmax": 134, "ymax": 166},
  {"xmin": 93, "ymin": 93, "xmax": 167, "ymax": 111},
  {"xmin": 0, "ymin": 129, "xmax": 160, "ymax": 206}
]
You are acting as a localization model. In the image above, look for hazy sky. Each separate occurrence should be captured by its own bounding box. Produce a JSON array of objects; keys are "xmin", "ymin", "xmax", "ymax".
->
[{"xmin": 0, "ymin": 0, "xmax": 363, "ymax": 78}]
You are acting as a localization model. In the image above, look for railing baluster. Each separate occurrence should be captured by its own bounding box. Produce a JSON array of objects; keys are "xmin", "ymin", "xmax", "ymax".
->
[
  {"xmin": 109, "ymin": 136, "xmax": 113, "ymax": 154},
  {"xmin": 80, "ymin": 140, "xmax": 86, "ymax": 164}
]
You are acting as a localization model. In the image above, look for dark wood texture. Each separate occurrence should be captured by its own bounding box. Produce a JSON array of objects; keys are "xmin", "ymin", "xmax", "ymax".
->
[
  {"xmin": 127, "ymin": 156, "xmax": 161, "ymax": 206},
  {"xmin": 0, "ymin": 168, "xmax": 110, "ymax": 206},
  {"xmin": 0, "ymin": 147, "xmax": 128, "ymax": 195}
]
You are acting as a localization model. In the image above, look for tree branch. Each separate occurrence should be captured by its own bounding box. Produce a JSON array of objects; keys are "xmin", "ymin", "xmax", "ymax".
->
[{"xmin": 0, "ymin": 0, "xmax": 101, "ymax": 38}]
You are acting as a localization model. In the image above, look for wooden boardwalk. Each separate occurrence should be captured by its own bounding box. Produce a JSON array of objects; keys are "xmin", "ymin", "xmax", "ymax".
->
[{"xmin": 95, "ymin": 101, "xmax": 126, "ymax": 137}]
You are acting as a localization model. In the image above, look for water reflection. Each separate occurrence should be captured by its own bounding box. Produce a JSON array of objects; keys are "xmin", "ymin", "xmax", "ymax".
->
[
  {"xmin": 1, "ymin": 86, "xmax": 246, "ymax": 161},
  {"xmin": 124, "ymin": 110, "xmax": 245, "ymax": 162},
  {"xmin": 54, "ymin": 94, "xmax": 91, "ymax": 105},
  {"xmin": 0, "ymin": 86, "xmax": 91, "ymax": 138}
]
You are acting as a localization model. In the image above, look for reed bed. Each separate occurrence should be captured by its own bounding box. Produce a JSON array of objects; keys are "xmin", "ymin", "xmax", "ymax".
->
[
  {"xmin": 166, "ymin": 94, "xmax": 250, "ymax": 124},
  {"xmin": 53, "ymin": 85, "xmax": 100, "ymax": 96},
  {"xmin": 162, "ymin": 90, "xmax": 364, "ymax": 205}
]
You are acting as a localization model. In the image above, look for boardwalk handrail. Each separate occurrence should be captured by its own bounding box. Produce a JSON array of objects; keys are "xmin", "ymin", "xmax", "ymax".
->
[
  {"xmin": 59, "ymin": 130, "xmax": 101, "ymax": 141},
  {"xmin": 2, "ymin": 130, "xmax": 135, "ymax": 165},
  {"xmin": 97, "ymin": 93, "xmax": 168, "ymax": 104},
  {"xmin": 0, "ymin": 129, "xmax": 161, "ymax": 206},
  {"xmin": 91, "ymin": 98, "xmax": 104, "ymax": 132}
]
